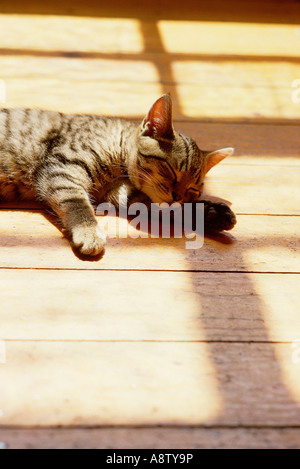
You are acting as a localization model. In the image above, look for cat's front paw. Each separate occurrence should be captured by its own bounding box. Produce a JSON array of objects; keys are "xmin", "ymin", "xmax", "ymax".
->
[
  {"xmin": 71, "ymin": 224, "xmax": 106, "ymax": 256},
  {"xmin": 204, "ymin": 201, "xmax": 236, "ymax": 232}
]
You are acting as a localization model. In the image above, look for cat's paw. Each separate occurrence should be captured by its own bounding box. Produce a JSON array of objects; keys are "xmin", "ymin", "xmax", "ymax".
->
[
  {"xmin": 204, "ymin": 202, "xmax": 236, "ymax": 232},
  {"xmin": 71, "ymin": 224, "xmax": 106, "ymax": 256}
]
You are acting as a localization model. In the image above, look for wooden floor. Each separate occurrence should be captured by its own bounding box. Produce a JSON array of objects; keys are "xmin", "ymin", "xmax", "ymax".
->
[{"xmin": 0, "ymin": 0, "xmax": 300, "ymax": 449}]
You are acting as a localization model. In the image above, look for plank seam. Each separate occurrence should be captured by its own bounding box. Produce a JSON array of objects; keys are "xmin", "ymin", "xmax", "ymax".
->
[
  {"xmin": 2, "ymin": 424, "xmax": 300, "ymax": 430},
  {"xmin": 1, "ymin": 339, "xmax": 298, "ymax": 344},
  {"xmin": 0, "ymin": 267, "xmax": 299, "ymax": 274}
]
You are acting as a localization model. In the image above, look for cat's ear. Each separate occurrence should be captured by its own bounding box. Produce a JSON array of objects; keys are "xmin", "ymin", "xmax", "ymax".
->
[
  {"xmin": 141, "ymin": 94, "xmax": 175, "ymax": 141},
  {"xmin": 204, "ymin": 147, "xmax": 234, "ymax": 173}
]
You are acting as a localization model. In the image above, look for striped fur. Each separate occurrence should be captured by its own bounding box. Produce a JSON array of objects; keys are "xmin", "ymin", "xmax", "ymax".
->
[{"xmin": 0, "ymin": 95, "xmax": 235, "ymax": 256}]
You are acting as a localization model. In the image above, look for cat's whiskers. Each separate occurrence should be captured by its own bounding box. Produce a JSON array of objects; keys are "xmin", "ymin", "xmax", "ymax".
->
[
  {"xmin": 93, "ymin": 159, "xmax": 164, "ymax": 189},
  {"xmin": 132, "ymin": 168, "xmax": 162, "ymax": 187}
]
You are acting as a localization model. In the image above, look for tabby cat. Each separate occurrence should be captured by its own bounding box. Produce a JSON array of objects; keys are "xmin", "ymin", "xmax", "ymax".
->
[{"xmin": 0, "ymin": 94, "xmax": 236, "ymax": 256}]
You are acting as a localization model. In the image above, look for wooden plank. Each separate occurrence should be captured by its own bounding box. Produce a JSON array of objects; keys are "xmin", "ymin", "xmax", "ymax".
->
[
  {"xmin": 3, "ymin": 79, "xmax": 164, "ymax": 118},
  {"xmin": 172, "ymin": 84, "xmax": 299, "ymax": 120},
  {"xmin": 0, "ymin": 12, "xmax": 298, "ymax": 120},
  {"xmin": 0, "ymin": 211, "xmax": 299, "ymax": 271},
  {"xmin": 0, "ymin": 16, "xmax": 145, "ymax": 54},
  {"xmin": 0, "ymin": 11, "xmax": 299, "ymax": 57},
  {"xmin": 0, "ymin": 269, "xmax": 300, "ymax": 342},
  {"xmin": 176, "ymin": 124, "xmax": 300, "ymax": 159},
  {"xmin": 1, "ymin": 427, "xmax": 300, "ymax": 449},
  {"xmin": 3, "ymin": 79, "xmax": 298, "ymax": 120},
  {"xmin": 1, "ymin": 341, "xmax": 300, "ymax": 426},
  {"xmin": 1, "ymin": 53, "xmax": 298, "ymax": 90},
  {"xmin": 204, "ymin": 163, "xmax": 300, "ymax": 215},
  {"xmin": 0, "ymin": 0, "xmax": 299, "ymax": 25},
  {"xmin": 1, "ymin": 55, "xmax": 298, "ymax": 119},
  {"xmin": 171, "ymin": 60, "xmax": 300, "ymax": 89},
  {"xmin": 157, "ymin": 21, "xmax": 300, "ymax": 57}
]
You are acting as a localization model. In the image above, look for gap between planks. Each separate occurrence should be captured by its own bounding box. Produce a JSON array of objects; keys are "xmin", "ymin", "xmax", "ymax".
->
[
  {"xmin": 0, "ymin": 267, "xmax": 300, "ymax": 274},
  {"xmin": 1, "ymin": 339, "xmax": 298, "ymax": 344},
  {"xmin": 1, "ymin": 426, "xmax": 300, "ymax": 449}
]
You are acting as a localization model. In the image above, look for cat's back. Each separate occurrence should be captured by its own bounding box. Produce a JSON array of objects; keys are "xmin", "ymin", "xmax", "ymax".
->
[
  {"xmin": 0, "ymin": 108, "xmax": 65, "ymax": 151},
  {"xmin": 0, "ymin": 108, "xmax": 134, "ymax": 199},
  {"xmin": 0, "ymin": 108, "xmax": 107, "ymax": 171},
  {"xmin": 0, "ymin": 108, "xmax": 131, "ymax": 152}
]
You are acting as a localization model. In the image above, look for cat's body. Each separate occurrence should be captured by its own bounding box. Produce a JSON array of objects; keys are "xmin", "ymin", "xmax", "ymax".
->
[
  {"xmin": 0, "ymin": 95, "xmax": 236, "ymax": 256},
  {"xmin": 0, "ymin": 108, "xmax": 135, "ymax": 203}
]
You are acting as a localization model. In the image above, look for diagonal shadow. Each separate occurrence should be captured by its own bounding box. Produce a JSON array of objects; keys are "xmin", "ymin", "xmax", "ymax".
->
[{"xmin": 134, "ymin": 8, "xmax": 300, "ymax": 427}]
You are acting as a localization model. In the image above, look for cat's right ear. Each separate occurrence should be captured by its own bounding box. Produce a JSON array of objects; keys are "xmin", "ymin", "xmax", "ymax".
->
[
  {"xmin": 204, "ymin": 147, "xmax": 234, "ymax": 173},
  {"xmin": 140, "ymin": 94, "xmax": 175, "ymax": 141}
]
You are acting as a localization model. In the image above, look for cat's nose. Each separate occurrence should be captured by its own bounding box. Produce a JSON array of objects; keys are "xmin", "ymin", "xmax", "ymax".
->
[{"xmin": 172, "ymin": 191, "xmax": 182, "ymax": 202}]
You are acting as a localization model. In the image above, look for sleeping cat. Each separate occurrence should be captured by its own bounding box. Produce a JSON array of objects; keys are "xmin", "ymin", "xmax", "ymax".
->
[{"xmin": 0, "ymin": 94, "xmax": 236, "ymax": 256}]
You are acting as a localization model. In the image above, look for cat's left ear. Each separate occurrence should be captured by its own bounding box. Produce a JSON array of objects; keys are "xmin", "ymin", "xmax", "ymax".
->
[
  {"xmin": 141, "ymin": 94, "xmax": 175, "ymax": 141},
  {"xmin": 204, "ymin": 147, "xmax": 234, "ymax": 173}
]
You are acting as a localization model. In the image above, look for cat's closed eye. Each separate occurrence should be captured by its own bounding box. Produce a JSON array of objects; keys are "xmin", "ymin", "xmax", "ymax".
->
[
  {"xmin": 142, "ymin": 155, "xmax": 177, "ymax": 183},
  {"xmin": 187, "ymin": 187, "xmax": 200, "ymax": 199},
  {"xmin": 188, "ymin": 182, "xmax": 204, "ymax": 197}
]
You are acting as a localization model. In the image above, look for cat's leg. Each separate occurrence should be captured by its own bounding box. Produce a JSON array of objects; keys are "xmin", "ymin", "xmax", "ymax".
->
[
  {"xmin": 36, "ymin": 166, "xmax": 106, "ymax": 256},
  {"xmin": 60, "ymin": 195, "xmax": 106, "ymax": 256},
  {"xmin": 200, "ymin": 200, "xmax": 236, "ymax": 232}
]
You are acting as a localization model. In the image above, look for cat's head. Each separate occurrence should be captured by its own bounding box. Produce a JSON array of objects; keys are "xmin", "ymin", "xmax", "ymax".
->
[{"xmin": 129, "ymin": 94, "xmax": 234, "ymax": 204}]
